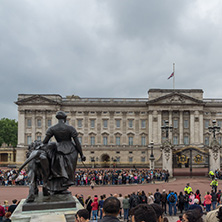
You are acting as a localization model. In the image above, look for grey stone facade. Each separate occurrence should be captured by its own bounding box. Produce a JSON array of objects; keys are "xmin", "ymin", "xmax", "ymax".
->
[{"xmin": 15, "ymin": 89, "xmax": 222, "ymax": 169}]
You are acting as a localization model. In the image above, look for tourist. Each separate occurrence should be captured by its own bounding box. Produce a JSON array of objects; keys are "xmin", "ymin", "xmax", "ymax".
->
[
  {"xmin": 211, "ymin": 190, "xmax": 217, "ymax": 210},
  {"xmin": 122, "ymin": 195, "xmax": 130, "ymax": 221},
  {"xmin": 161, "ymin": 189, "xmax": 167, "ymax": 215},
  {"xmin": 184, "ymin": 191, "xmax": 190, "ymax": 211},
  {"xmin": 98, "ymin": 197, "xmax": 120, "ymax": 222},
  {"xmin": 85, "ymin": 196, "xmax": 92, "ymax": 219},
  {"xmin": 204, "ymin": 191, "xmax": 212, "ymax": 212},
  {"xmin": 178, "ymin": 191, "xmax": 185, "ymax": 214},
  {"xmin": 117, "ymin": 194, "xmax": 123, "ymax": 219},
  {"xmin": 99, "ymin": 195, "xmax": 105, "ymax": 219},
  {"xmin": 188, "ymin": 199, "xmax": 203, "ymax": 215},
  {"xmin": 90, "ymin": 180, "xmax": 95, "ymax": 190},
  {"xmin": 176, "ymin": 215, "xmax": 183, "ymax": 222},
  {"xmin": 217, "ymin": 190, "xmax": 222, "ymax": 206},
  {"xmin": 182, "ymin": 209, "xmax": 204, "ymax": 222},
  {"xmin": 150, "ymin": 203, "xmax": 166, "ymax": 222},
  {"xmin": 76, "ymin": 209, "xmax": 90, "ymax": 222},
  {"xmin": 3, "ymin": 212, "xmax": 11, "ymax": 222},
  {"xmin": 91, "ymin": 196, "xmax": 99, "ymax": 220},
  {"xmin": 2, "ymin": 201, "xmax": 8, "ymax": 212},
  {"xmin": 148, "ymin": 192, "xmax": 154, "ymax": 204},
  {"xmin": 129, "ymin": 192, "xmax": 141, "ymax": 208},
  {"xmin": 154, "ymin": 188, "xmax": 162, "ymax": 205},
  {"xmin": 140, "ymin": 190, "xmax": 147, "ymax": 204},
  {"xmin": 7, "ymin": 199, "xmax": 17, "ymax": 214},
  {"xmin": 189, "ymin": 192, "xmax": 195, "ymax": 205},
  {"xmin": 131, "ymin": 204, "xmax": 157, "ymax": 222},
  {"xmin": 195, "ymin": 190, "xmax": 201, "ymax": 205},
  {"xmin": 167, "ymin": 190, "xmax": 177, "ymax": 216},
  {"xmin": 0, "ymin": 203, "xmax": 5, "ymax": 222}
]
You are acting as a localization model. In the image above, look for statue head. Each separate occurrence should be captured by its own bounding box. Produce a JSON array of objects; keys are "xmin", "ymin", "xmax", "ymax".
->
[{"xmin": 56, "ymin": 111, "xmax": 67, "ymax": 120}]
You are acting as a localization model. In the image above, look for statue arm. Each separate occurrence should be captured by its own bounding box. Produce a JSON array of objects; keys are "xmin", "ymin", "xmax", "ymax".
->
[{"xmin": 43, "ymin": 128, "xmax": 53, "ymax": 144}]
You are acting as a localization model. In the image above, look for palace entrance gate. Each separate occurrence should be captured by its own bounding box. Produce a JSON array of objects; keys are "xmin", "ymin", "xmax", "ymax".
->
[{"xmin": 173, "ymin": 146, "xmax": 209, "ymax": 177}]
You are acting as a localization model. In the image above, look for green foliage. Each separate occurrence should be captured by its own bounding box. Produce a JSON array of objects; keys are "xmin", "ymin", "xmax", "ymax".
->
[{"xmin": 0, "ymin": 118, "xmax": 18, "ymax": 147}]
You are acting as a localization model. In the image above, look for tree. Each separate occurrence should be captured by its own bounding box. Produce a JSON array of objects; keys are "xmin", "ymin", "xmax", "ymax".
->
[{"xmin": 0, "ymin": 118, "xmax": 18, "ymax": 147}]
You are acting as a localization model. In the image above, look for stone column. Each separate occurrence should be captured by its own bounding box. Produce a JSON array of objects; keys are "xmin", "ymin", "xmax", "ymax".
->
[
  {"xmin": 179, "ymin": 111, "xmax": 183, "ymax": 145},
  {"xmin": 199, "ymin": 111, "xmax": 204, "ymax": 144},
  {"xmin": 32, "ymin": 111, "xmax": 36, "ymax": 142},
  {"xmin": 161, "ymin": 140, "xmax": 173, "ymax": 176},
  {"xmin": 190, "ymin": 111, "xmax": 195, "ymax": 144},
  {"xmin": 169, "ymin": 111, "xmax": 172, "ymax": 141},
  {"xmin": 157, "ymin": 111, "xmax": 162, "ymax": 145},
  {"xmin": 148, "ymin": 111, "xmax": 153, "ymax": 143},
  {"xmin": 209, "ymin": 139, "xmax": 221, "ymax": 172}
]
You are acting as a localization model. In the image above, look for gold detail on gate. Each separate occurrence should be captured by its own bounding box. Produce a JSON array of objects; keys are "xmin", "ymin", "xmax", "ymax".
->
[
  {"xmin": 177, "ymin": 154, "xmax": 188, "ymax": 164},
  {"xmin": 194, "ymin": 154, "xmax": 203, "ymax": 164}
]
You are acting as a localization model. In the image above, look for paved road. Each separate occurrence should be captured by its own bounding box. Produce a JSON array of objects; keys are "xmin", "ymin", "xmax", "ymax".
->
[{"xmin": 0, "ymin": 177, "xmax": 214, "ymax": 204}]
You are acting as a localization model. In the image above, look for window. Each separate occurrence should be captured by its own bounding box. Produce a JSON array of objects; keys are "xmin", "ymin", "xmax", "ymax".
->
[
  {"xmin": 103, "ymin": 120, "xmax": 108, "ymax": 128},
  {"xmin": 173, "ymin": 136, "xmax": 178, "ymax": 145},
  {"xmin": 128, "ymin": 157, "xmax": 133, "ymax": 162},
  {"xmin": 141, "ymin": 120, "xmax": 146, "ymax": 128},
  {"xmin": 27, "ymin": 136, "xmax": 32, "ymax": 145},
  {"xmin": 141, "ymin": 151, "xmax": 145, "ymax": 154},
  {"xmin": 47, "ymin": 119, "xmax": 52, "ymax": 127},
  {"xmin": 128, "ymin": 120, "xmax": 133, "ymax": 128},
  {"xmin": 37, "ymin": 136, "xmax": 41, "ymax": 141},
  {"xmin": 103, "ymin": 136, "xmax": 108, "ymax": 145},
  {"xmin": 184, "ymin": 120, "xmax": 189, "ymax": 128},
  {"xmin": 116, "ymin": 157, "xmax": 120, "ymax": 162},
  {"xmin": 141, "ymin": 157, "xmax": 146, "ymax": 162},
  {"xmin": 116, "ymin": 136, "xmax": 120, "ymax": 145},
  {"xmin": 116, "ymin": 120, "xmax": 120, "ymax": 128},
  {"xmin": 78, "ymin": 120, "xmax": 82, "ymax": 128},
  {"xmin": 205, "ymin": 120, "xmax": 210, "ymax": 129},
  {"xmin": 78, "ymin": 136, "xmax": 82, "ymax": 144},
  {"xmin": 90, "ymin": 136, "xmax": 95, "ymax": 145},
  {"xmin": 27, "ymin": 119, "xmax": 32, "ymax": 127},
  {"xmin": 66, "ymin": 119, "xmax": 69, "ymax": 125},
  {"xmin": 116, "ymin": 151, "xmax": 120, "ymax": 154},
  {"xmin": 129, "ymin": 136, "xmax": 133, "ymax": 145},
  {"xmin": 173, "ymin": 119, "xmax": 178, "ymax": 128},
  {"xmin": 184, "ymin": 136, "xmax": 189, "ymax": 145},
  {"xmin": 141, "ymin": 136, "xmax": 146, "ymax": 146},
  {"xmin": 218, "ymin": 120, "xmax": 222, "ymax": 127},
  {"xmin": 37, "ymin": 119, "xmax": 41, "ymax": 127},
  {"xmin": 205, "ymin": 137, "xmax": 209, "ymax": 146},
  {"xmin": 129, "ymin": 151, "xmax": 133, "ymax": 154},
  {"xmin": 90, "ymin": 120, "xmax": 95, "ymax": 128}
]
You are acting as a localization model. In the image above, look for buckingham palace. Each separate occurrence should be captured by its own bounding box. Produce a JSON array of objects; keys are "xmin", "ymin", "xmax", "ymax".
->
[{"xmin": 15, "ymin": 89, "xmax": 222, "ymax": 173}]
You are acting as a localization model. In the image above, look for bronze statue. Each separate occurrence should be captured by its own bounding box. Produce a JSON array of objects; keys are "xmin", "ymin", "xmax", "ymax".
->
[
  {"xmin": 15, "ymin": 110, "xmax": 86, "ymax": 202},
  {"xmin": 42, "ymin": 111, "xmax": 86, "ymax": 194}
]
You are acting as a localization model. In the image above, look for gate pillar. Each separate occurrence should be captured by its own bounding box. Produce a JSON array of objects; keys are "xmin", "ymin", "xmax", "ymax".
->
[
  {"xmin": 161, "ymin": 140, "xmax": 174, "ymax": 177},
  {"xmin": 209, "ymin": 139, "xmax": 221, "ymax": 172}
]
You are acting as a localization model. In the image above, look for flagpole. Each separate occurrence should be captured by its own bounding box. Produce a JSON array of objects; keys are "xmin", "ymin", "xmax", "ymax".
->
[{"xmin": 173, "ymin": 63, "xmax": 175, "ymax": 90}]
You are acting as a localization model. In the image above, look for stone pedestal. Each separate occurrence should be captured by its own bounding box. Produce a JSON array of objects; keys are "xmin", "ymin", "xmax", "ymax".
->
[
  {"xmin": 149, "ymin": 156, "xmax": 155, "ymax": 169},
  {"xmin": 161, "ymin": 140, "xmax": 173, "ymax": 177},
  {"xmin": 11, "ymin": 196, "xmax": 83, "ymax": 222},
  {"xmin": 209, "ymin": 139, "xmax": 221, "ymax": 172}
]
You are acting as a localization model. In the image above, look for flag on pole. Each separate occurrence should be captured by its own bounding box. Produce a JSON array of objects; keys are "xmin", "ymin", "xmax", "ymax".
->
[{"xmin": 168, "ymin": 72, "xmax": 174, "ymax": 80}]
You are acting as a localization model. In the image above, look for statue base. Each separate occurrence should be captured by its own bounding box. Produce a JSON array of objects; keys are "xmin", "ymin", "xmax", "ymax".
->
[
  {"xmin": 11, "ymin": 194, "xmax": 83, "ymax": 222},
  {"xmin": 22, "ymin": 193, "xmax": 76, "ymax": 211}
]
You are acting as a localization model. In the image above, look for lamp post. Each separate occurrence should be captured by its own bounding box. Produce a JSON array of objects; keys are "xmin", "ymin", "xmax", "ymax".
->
[
  {"xmin": 161, "ymin": 120, "xmax": 173, "ymax": 139},
  {"xmin": 208, "ymin": 120, "xmax": 221, "ymax": 139},
  {"xmin": 149, "ymin": 141, "xmax": 155, "ymax": 169}
]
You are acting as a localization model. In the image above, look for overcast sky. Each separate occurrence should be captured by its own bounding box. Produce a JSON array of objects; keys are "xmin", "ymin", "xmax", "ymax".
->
[{"xmin": 1, "ymin": 0, "xmax": 222, "ymax": 120}]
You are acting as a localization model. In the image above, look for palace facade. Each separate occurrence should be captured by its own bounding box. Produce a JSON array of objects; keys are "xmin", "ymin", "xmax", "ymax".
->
[{"xmin": 15, "ymin": 89, "xmax": 222, "ymax": 169}]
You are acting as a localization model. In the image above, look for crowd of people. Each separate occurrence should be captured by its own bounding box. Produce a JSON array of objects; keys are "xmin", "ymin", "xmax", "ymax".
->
[
  {"xmin": 0, "ymin": 168, "xmax": 169, "ymax": 187},
  {"xmin": 0, "ymin": 199, "xmax": 17, "ymax": 222}
]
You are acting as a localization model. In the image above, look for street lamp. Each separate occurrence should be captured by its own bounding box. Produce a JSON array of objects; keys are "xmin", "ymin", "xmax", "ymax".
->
[
  {"xmin": 161, "ymin": 120, "xmax": 173, "ymax": 139},
  {"xmin": 208, "ymin": 120, "xmax": 221, "ymax": 139},
  {"xmin": 149, "ymin": 141, "xmax": 155, "ymax": 169}
]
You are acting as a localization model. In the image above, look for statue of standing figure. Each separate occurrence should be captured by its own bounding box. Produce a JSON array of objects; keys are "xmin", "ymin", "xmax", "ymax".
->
[{"xmin": 15, "ymin": 111, "xmax": 86, "ymax": 202}]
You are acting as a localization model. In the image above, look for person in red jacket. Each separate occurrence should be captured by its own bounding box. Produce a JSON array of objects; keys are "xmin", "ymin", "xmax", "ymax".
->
[
  {"xmin": 91, "ymin": 196, "xmax": 99, "ymax": 220},
  {"xmin": 0, "ymin": 203, "xmax": 5, "ymax": 222}
]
